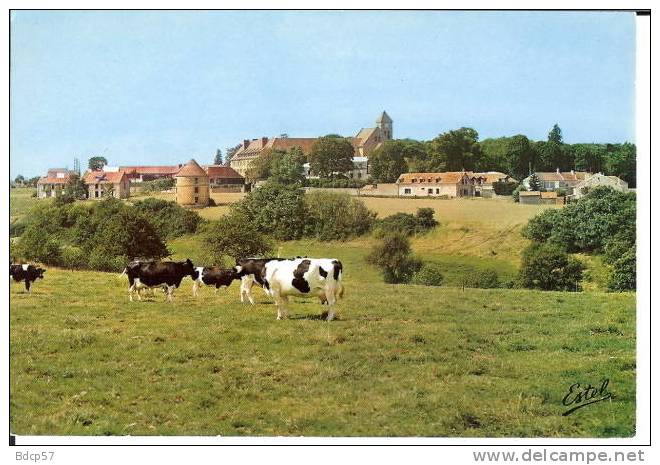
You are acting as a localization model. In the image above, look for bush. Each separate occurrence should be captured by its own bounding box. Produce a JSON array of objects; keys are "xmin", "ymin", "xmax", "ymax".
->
[
  {"xmin": 518, "ymin": 242, "xmax": 584, "ymax": 291},
  {"xmin": 9, "ymin": 221, "xmax": 27, "ymax": 238},
  {"xmin": 512, "ymin": 185, "xmax": 527, "ymax": 202},
  {"xmin": 366, "ymin": 232, "xmax": 422, "ymax": 284},
  {"xmin": 132, "ymin": 198, "xmax": 201, "ymax": 239},
  {"xmin": 375, "ymin": 208, "xmax": 438, "ymax": 237},
  {"xmin": 15, "ymin": 225, "xmax": 61, "ymax": 265},
  {"xmin": 303, "ymin": 191, "xmax": 376, "ymax": 240},
  {"xmin": 521, "ymin": 208, "xmax": 562, "ymax": 243},
  {"xmin": 608, "ymin": 249, "xmax": 636, "ymax": 292},
  {"xmin": 411, "ymin": 263, "xmax": 444, "ymax": 286},
  {"xmin": 60, "ymin": 247, "xmax": 89, "ymax": 270},
  {"xmin": 233, "ymin": 181, "xmax": 308, "ymax": 240},
  {"xmin": 464, "ymin": 269, "xmax": 500, "ymax": 288},
  {"xmin": 492, "ymin": 181, "xmax": 518, "ymax": 196},
  {"xmin": 203, "ymin": 212, "xmax": 274, "ymax": 265}
]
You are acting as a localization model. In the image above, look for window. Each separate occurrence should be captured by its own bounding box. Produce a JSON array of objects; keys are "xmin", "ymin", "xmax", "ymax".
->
[
  {"xmin": 412, "ymin": 179, "xmax": 417, "ymax": 183},
  {"xmin": 194, "ymin": 177, "xmax": 198, "ymax": 184},
  {"xmin": 194, "ymin": 187, "xmax": 199, "ymax": 193},
  {"xmin": 420, "ymin": 178, "xmax": 425, "ymax": 183},
  {"xmin": 436, "ymin": 189, "xmax": 440, "ymax": 194},
  {"xmin": 194, "ymin": 196, "xmax": 199, "ymax": 203},
  {"xmin": 403, "ymin": 188, "xmax": 412, "ymax": 194}
]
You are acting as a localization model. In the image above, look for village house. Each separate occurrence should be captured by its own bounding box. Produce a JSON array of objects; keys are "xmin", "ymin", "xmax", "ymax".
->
[
  {"xmin": 522, "ymin": 170, "xmax": 590, "ymax": 194},
  {"xmin": 519, "ymin": 190, "xmax": 564, "ymax": 205},
  {"xmin": 204, "ymin": 165, "xmax": 245, "ymax": 192},
  {"xmin": 83, "ymin": 168, "xmax": 131, "ymax": 199},
  {"xmin": 119, "ymin": 165, "xmax": 181, "ymax": 182},
  {"xmin": 396, "ymin": 172, "xmax": 478, "ymax": 197},
  {"xmin": 230, "ymin": 111, "xmax": 393, "ymax": 177},
  {"xmin": 571, "ymin": 173, "xmax": 628, "ymax": 200},
  {"xmin": 469, "ymin": 171, "xmax": 518, "ymax": 197},
  {"xmin": 36, "ymin": 168, "xmax": 77, "ymax": 198}
]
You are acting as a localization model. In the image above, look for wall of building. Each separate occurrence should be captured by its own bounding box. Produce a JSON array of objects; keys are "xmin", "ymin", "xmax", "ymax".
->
[
  {"xmin": 176, "ymin": 176, "xmax": 210, "ymax": 207},
  {"xmin": 398, "ymin": 183, "xmax": 471, "ymax": 197}
]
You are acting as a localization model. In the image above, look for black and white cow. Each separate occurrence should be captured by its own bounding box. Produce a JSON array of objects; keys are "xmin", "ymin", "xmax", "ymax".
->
[
  {"xmin": 237, "ymin": 257, "xmax": 344, "ymax": 321},
  {"xmin": 10, "ymin": 264, "xmax": 46, "ymax": 293},
  {"xmin": 234, "ymin": 257, "xmax": 285, "ymax": 304},
  {"xmin": 192, "ymin": 266, "xmax": 240, "ymax": 297},
  {"xmin": 122, "ymin": 259, "xmax": 197, "ymax": 302}
]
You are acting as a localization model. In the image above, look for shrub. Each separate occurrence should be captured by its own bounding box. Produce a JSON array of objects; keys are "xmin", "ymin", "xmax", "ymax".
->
[
  {"xmin": 366, "ymin": 232, "xmax": 422, "ymax": 284},
  {"xmin": 512, "ymin": 185, "xmax": 527, "ymax": 202},
  {"xmin": 518, "ymin": 242, "xmax": 584, "ymax": 291},
  {"xmin": 203, "ymin": 212, "xmax": 274, "ymax": 265},
  {"xmin": 608, "ymin": 249, "xmax": 636, "ymax": 292},
  {"xmin": 233, "ymin": 181, "xmax": 308, "ymax": 240},
  {"xmin": 375, "ymin": 208, "xmax": 438, "ymax": 237},
  {"xmin": 411, "ymin": 263, "xmax": 444, "ymax": 286},
  {"xmin": 521, "ymin": 209, "xmax": 562, "ymax": 243},
  {"xmin": 464, "ymin": 269, "xmax": 500, "ymax": 289},
  {"xmin": 132, "ymin": 198, "xmax": 201, "ymax": 239},
  {"xmin": 9, "ymin": 220, "xmax": 27, "ymax": 238},
  {"xmin": 303, "ymin": 191, "xmax": 376, "ymax": 240},
  {"xmin": 492, "ymin": 181, "xmax": 518, "ymax": 196},
  {"xmin": 60, "ymin": 247, "xmax": 88, "ymax": 270},
  {"xmin": 15, "ymin": 225, "xmax": 61, "ymax": 265},
  {"xmin": 305, "ymin": 178, "xmax": 368, "ymax": 188}
]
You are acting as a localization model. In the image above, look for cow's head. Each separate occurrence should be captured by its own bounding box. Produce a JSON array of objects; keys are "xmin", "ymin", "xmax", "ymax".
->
[
  {"xmin": 36, "ymin": 268, "xmax": 46, "ymax": 279},
  {"xmin": 180, "ymin": 259, "xmax": 196, "ymax": 278}
]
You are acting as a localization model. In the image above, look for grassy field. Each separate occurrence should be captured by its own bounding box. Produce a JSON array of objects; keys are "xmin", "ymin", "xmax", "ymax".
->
[
  {"xmin": 10, "ymin": 187, "xmax": 635, "ymax": 437},
  {"xmin": 10, "ymin": 187, "xmax": 40, "ymax": 223},
  {"xmin": 10, "ymin": 267, "xmax": 635, "ymax": 437}
]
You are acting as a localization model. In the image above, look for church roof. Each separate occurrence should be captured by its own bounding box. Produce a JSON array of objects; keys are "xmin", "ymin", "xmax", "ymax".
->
[
  {"xmin": 376, "ymin": 111, "xmax": 392, "ymax": 123},
  {"xmin": 176, "ymin": 159, "xmax": 208, "ymax": 177}
]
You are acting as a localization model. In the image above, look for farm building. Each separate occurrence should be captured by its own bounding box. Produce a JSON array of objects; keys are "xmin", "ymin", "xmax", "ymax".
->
[
  {"xmin": 396, "ymin": 172, "xmax": 477, "ymax": 197},
  {"xmin": 36, "ymin": 168, "xmax": 77, "ymax": 198},
  {"xmin": 522, "ymin": 170, "xmax": 590, "ymax": 194},
  {"xmin": 119, "ymin": 165, "xmax": 181, "ymax": 182},
  {"xmin": 571, "ymin": 173, "xmax": 628, "ymax": 199},
  {"xmin": 519, "ymin": 191, "xmax": 541, "ymax": 204},
  {"xmin": 230, "ymin": 111, "xmax": 393, "ymax": 177},
  {"xmin": 519, "ymin": 191, "xmax": 564, "ymax": 205},
  {"xmin": 205, "ymin": 165, "xmax": 245, "ymax": 192},
  {"xmin": 470, "ymin": 171, "xmax": 518, "ymax": 197},
  {"xmin": 175, "ymin": 159, "xmax": 209, "ymax": 207},
  {"xmin": 83, "ymin": 169, "xmax": 131, "ymax": 199}
]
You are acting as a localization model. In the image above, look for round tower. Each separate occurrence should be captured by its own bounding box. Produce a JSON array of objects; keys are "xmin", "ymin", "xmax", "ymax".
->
[{"xmin": 175, "ymin": 159, "xmax": 209, "ymax": 207}]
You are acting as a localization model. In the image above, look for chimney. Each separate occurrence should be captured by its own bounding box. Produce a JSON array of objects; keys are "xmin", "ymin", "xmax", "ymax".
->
[
  {"xmin": 243, "ymin": 139, "xmax": 250, "ymax": 149},
  {"xmin": 261, "ymin": 137, "xmax": 268, "ymax": 146}
]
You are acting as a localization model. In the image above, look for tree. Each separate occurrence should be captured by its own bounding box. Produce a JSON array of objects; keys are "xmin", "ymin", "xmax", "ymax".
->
[
  {"xmin": 308, "ymin": 135, "xmax": 355, "ymax": 179},
  {"xmin": 368, "ymin": 140, "xmax": 409, "ymax": 183},
  {"xmin": 366, "ymin": 232, "xmax": 422, "ymax": 284},
  {"xmin": 548, "ymin": 124, "xmax": 563, "ymax": 144},
  {"xmin": 303, "ymin": 191, "xmax": 376, "ymax": 240},
  {"xmin": 245, "ymin": 150, "xmax": 276, "ymax": 182},
  {"xmin": 505, "ymin": 135, "xmax": 536, "ymax": 179},
  {"xmin": 232, "ymin": 181, "xmax": 308, "ymax": 240},
  {"xmin": 214, "ymin": 149, "xmax": 223, "ymax": 165},
  {"xmin": 14, "ymin": 174, "xmax": 25, "ymax": 185},
  {"xmin": 573, "ymin": 144, "xmax": 605, "ymax": 173},
  {"xmin": 63, "ymin": 173, "xmax": 88, "ymax": 200},
  {"xmin": 203, "ymin": 212, "xmax": 273, "ymax": 265},
  {"xmin": 528, "ymin": 173, "xmax": 541, "ymax": 191},
  {"xmin": 270, "ymin": 147, "xmax": 306, "ymax": 184},
  {"xmin": 224, "ymin": 144, "xmax": 243, "ymax": 167},
  {"xmin": 426, "ymin": 127, "xmax": 482, "ymax": 172},
  {"xmin": 88, "ymin": 156, "xmax": 108, "ymax": 171},
  {"xmin": 478, "ymin": 137, "xmax": 510, "ymax": 173},
  {"xmin": 518, "ymin": 242, "xmax": 584, "ymax": 291},
  {"xmin": 606, "ymin": 143, "xmax": 636, "ymax": 187}
]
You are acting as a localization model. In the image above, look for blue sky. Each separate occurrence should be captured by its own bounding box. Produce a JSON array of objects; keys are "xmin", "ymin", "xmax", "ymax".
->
[{"xmin": 10, "ymin": 10, "xmax": 636, "ymax": 178}]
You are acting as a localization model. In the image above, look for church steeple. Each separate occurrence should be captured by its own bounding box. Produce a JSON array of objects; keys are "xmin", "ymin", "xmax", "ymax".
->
[{"xmin": 376, "ymin": 111, "xmax": 393, "ymax": 140}]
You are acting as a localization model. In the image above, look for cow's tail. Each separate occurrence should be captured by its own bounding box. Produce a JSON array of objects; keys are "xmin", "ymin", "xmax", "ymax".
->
[
  {"xmin": 120, "ymin": 267, "xmax": 127, "ymax": 278},
  {"xmin": 329, "ymin": 260, "xmax": 344, "ymax": 301}
]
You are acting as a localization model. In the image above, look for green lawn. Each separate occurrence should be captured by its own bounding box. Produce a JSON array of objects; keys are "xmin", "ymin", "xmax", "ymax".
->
[
  {"xmin": 9, "ymin": 188, "xmax": 635, "ymax": 437},
  {"xmin": 10, "ymin": 267, "xmax": 635, "ymax": 437}
]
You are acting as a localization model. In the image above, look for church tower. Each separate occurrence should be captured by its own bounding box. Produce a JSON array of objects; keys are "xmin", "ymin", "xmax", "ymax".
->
[{"xmin": 376, "ymin": 111, "xmax": 393, "ymax": 141}]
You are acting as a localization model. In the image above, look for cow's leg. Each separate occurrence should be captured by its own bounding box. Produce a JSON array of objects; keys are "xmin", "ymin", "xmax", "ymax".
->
[
  {"xmin": 166, "ymin": 285, "xmax": 175, "ymax": 302},
  {"xmin": 214, "ymin": 285, "xmax": 220, "ymax": 294},
  {"xmin": 324, "ymin": 286, "xmax": 338, "ymax": 321},
  {"xmin": 192, "ymin": 280, "xmax": 199, "ymax": 297},
  {"xmin": 24, "ymin": 279, "xmax": 31, "ymax": 293},
  {"xmin": 240, "ymin": 277, "xmax": 255, "ymax": 305}
]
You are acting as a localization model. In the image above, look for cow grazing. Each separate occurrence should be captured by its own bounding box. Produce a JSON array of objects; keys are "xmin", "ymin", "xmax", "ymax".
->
[
  {"xmin": 234, "ymin": 257, "xmax": 286, "ymax": 305},
  {"xmin": 192, "ymin": 266, "xmax": 240, "ymax": 297},
  {"xmin": 258, "ymin": 257, "xmax": 344, "ymax": 321},
  {"xmin": 10, "ymin": 264, "xmax": 46, "ymax": 293},
  {"xmin": 123, "ymin": 259, "xmax": 197, "ymax": 302}
]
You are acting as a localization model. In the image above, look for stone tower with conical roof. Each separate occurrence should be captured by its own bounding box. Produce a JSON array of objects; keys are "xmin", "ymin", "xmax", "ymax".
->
[
  {"xmin": 175, "ymin": 159, "xmax": 209, "ymax": 207},
  {"xmin": 376, "ymin": 111, "xmax": 393, "ymax": 141}
]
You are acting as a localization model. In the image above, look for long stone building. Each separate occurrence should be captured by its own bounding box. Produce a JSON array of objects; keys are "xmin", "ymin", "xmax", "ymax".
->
[{"xmin": 230, "ymin": 111, "xmax": 394, "ymax": 177}]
